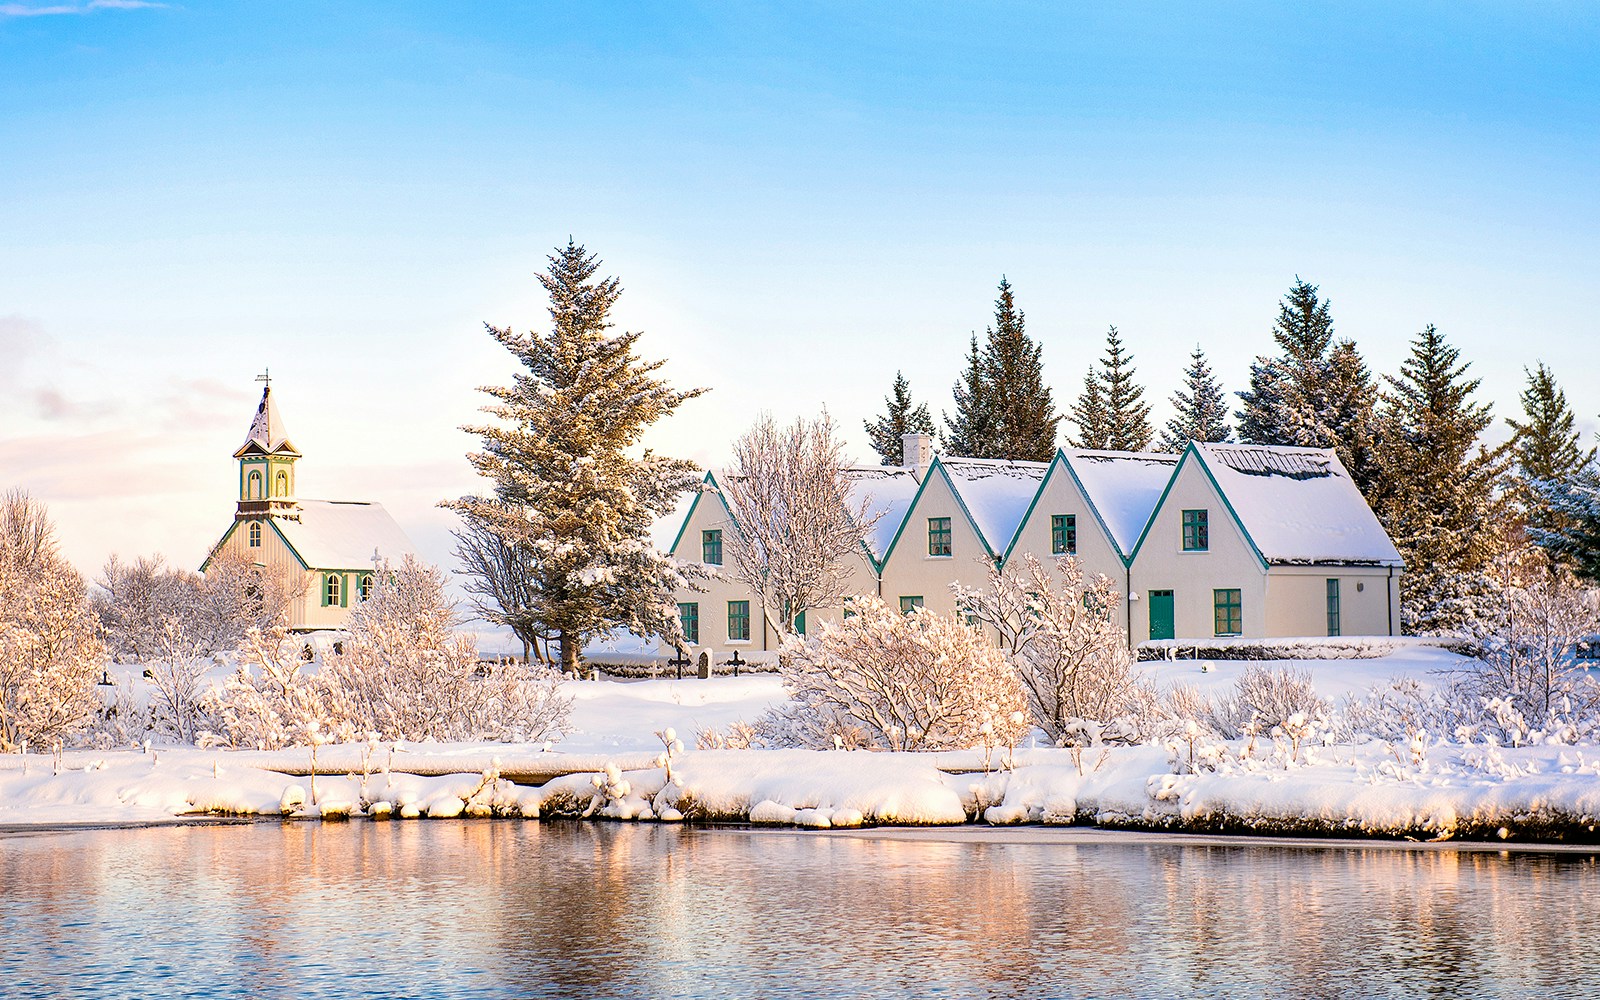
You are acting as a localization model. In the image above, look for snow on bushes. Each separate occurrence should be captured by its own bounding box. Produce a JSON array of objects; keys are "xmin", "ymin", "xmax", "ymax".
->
[
  {"xmin": 753, "ymin": 596, "xmax": 1029, "ymax": 752},
  {"xmin": 955, "ymin": 553, "xmax": 1153, "ymax": 745},
  {"xmin": 209, "ymin": 557, "xmax": 571, "ymax": 749}
]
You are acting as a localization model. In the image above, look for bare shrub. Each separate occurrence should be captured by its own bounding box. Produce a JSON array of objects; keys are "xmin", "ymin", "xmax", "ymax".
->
[
  {"xmin": 0, "ymin": 490, "xmax": 106, "ymax": 752},
  {"xmin": 758, "ymin": 596, "xmax": 1028, "ymax": 751},
  {"xmin": 1203, "ymin": 665, "xmax": 1327, "ymax": 738},
  {"xmin": 955, "ymin": 554, "xmax": 1151, "ymax": 745}
]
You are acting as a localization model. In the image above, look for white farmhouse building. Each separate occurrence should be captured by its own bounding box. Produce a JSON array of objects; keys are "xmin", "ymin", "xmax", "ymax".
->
[{"xmin": 660, "ymin": 433, "xmax": 1403, "ymax": 656}]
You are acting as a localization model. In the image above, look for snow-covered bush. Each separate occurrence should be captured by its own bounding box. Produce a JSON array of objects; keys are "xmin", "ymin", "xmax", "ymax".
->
[
  {"xmin": 757, "ymin": 596, "xmax": 1028, "ymax": 752},
  {"xmin": 1181, "ymin": 665, "xmax": 1327, "ymax": 739},
  {"xmin": 145, "ymin": 620, "xmax": 223, "ymax": 744},
  {"xmin": 317, "ymin": 556, "xmax": 570, "ymax": 743},
  {"xmin": 210, "ymin": 624, "xmax": 343, "ymax": 749},
  {"xmin": 95, "ymin": 549, "xmax": 296, "ymax": 662},
  {"xmin": 955, "ymin": 554, "xmax": 1151, "ymax": 745},
  {"xmin": 0, "ymin": 490, "xmax": 106, "ymax": 752}
]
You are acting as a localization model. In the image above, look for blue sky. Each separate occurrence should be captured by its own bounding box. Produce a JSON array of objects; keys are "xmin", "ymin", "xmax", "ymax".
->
[{"xmin": 2, "ymin": 1, "xmax": 1597, "ymax": 575}]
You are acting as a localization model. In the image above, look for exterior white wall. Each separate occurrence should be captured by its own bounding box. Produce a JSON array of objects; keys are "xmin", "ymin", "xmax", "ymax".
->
[
  {"xmin": 210, "ymin": 517, "xmax": 348, "ymax": 631},
  {"xmin": 1006, "ymin": 462, "xmax": 1129, "ymax": 585},
  {"xmin": 1129, "ymin": 459, "xmax": 1267, "ymax": 642},
  {"xmin": 877, "ymin": 468, "xmax": 995, "ymax": 618},
  {"xmin": 1264, "ymin": 567, "xmax": 1400, "ymax": 638}
]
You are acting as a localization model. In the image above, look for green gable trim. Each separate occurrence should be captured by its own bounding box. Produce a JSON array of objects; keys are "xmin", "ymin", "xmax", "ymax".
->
[
  {"xmin": 666, "ymin": 472, "xmax": 723, "ymax": 558},
  {"xmin": 875, "ymin": 458, "xmax": 999, "ymax": 572},
  {"xmin": 1125, "ymin": 443, "xmax": 1269, "ymax": 573},
  {"xmin": 999, "ymin": 451, "xmax": 1069, "ymax": 567},
  {"xmin": 200, "ymin": 516, "xmax": 312, "ymax": 574}
]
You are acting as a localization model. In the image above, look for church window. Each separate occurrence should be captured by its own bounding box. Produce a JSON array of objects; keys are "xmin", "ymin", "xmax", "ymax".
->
[
  {"xmin": 274, "ymin": 471, "xmax": 288, "ymax": 497},
  {"xmin": 248, "ymin": 522, "xmax": 261, "ymax": 547},
  {"xmin": 324, "ymin": 574, "xmax": 342, "ymax": 607},
  {"xmin": 248, "ymin": 470, "xmax": 263, "ymax": 499},
  {"xmin": 360, "ymin": 574, "xmax": 374, "ymax": 601}
]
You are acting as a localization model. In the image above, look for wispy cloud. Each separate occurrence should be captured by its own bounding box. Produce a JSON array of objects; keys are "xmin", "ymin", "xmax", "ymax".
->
[{"xmin": 1, "ymin": 0, "xmax": 165, "ymax": 17}]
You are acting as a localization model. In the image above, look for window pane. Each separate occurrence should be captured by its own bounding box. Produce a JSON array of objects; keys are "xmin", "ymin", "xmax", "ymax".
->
[
  {"xmin": 727, "ymin": 600, "xmax": 749, "ymax": 641},
  {"xmin": 928, "ymin": 517, "xmax": 951, "ymax": 556},
  {"xmin": 1183, "ymin": 510, "xmax": 1209, "ymax": 551},
  {"xmin": 1326, "ymin": 578, "xmax": 1341, "ymax": 637},
  {"xmin": 899, "ymin": 596, "xmax": 924, "ymax": 614},
  {"xmin": 1051, "ymin": 514, "xmax": 1077, "ymax": 555},
  {"xmin": 1213, "ymin": 588, "xmax": 1241, "ymax": 635},
  {"xmin": 678, "ymin": 602, "xmax": 699, "ymax": 644},
  {"xmin": 702, "ymin": 529, "xmax": 722, "ymax": 565}
]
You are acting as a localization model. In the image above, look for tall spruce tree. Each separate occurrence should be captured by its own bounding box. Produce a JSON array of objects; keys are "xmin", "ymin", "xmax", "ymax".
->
[
  {"xmin": 982, "ymin": 278, "xmax": 1061, "ymax": 461},
  {"xmin": 447, "ymin": 241, "xmax": 706, "ymax": 675},
  {"xmin": 1324, "ymin": 339, "xmax": 1382, "ymax": 497},
  {"xmin": 1507, "ymin": 363, "xmax": 1597, "ymax": 565},
  {"xmin": 1527, "ymin": 473, "xmax": 1600, "ymax": 583},
  {"xmin": 865, "ymin": 371, "xmax": 936, "ymax": 466},
  {"xmin": 943, "ymin": 334, "xmax": 993, "ymax": 457},
  {"xmin": 1157, "ymin": 346, "xmax": 1232, "ymax": 452},
  {"xmin": 1071, "ymin": 326, "xmax": 1151, "ymax": 451},
  {"xmin": 1373, "ymin": 324, "xmax": 1509, "ymax": 634}
]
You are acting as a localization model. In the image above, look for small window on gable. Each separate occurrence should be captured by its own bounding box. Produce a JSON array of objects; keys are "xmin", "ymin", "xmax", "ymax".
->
[
  {"xmin": 1051, "ymin": 514, "xmax": 1077, "ymax": 555},
  {"xmin": 248, "ymin": 522, "xmax": 261, "ymax": 548},
  {"xmin": 928, "ymin": 517, "xmax": 952, "ymax": 557},
  {"xmin": 703, "ymin": 529, "xmax": 723, "ymax": 566},
  {"xmin": 1183, "ymin": 509, "xmax": 1209, "ymax": 551},
  {"xmin": 324, "ymin": 573, "xmax": 342, "ymax": 608},
  {"xmin": 274, "ymin": 470, "xmax": 288, "ymax": 497}
]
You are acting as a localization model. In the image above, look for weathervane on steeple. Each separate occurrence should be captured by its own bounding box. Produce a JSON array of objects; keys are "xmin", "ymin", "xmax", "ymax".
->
[{"xmin": 256, "ymin": 368, "xmax": 271, "ymax": 390}]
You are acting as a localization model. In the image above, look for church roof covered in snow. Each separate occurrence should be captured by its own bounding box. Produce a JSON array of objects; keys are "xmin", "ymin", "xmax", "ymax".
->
[
  {"xmin": 271, "ymin": 499, "xmax": 416, "ymax": 570},
  {"xmin": 844, "ymin": 465, "xmax": 922, "ymax": 563},
  {"xmin": 233, "ymin": 386, "xmax": 300, "ymax": 458},
  {"xmin": 938, "ymin": 457, "xmax": 1051, "ymax": 558},
  {"xmin": 1062, "ymin": 449, "xmax": 1181, "ymax": 560},
  {"xmin": 1189, "ymin": 443, "xmax": 1403, "ymax": 567}
]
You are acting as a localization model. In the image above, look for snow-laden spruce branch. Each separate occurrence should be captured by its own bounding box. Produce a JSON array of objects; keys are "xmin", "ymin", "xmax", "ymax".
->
[{"xmin": 718, "ymin": 411, "xmax": 883, "ymax": 640}]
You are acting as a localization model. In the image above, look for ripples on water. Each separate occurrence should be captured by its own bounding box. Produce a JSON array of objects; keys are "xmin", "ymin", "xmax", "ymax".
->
[{"xmin": 1, "ymin": 821, "xmax": 1595, "ymax": 999}]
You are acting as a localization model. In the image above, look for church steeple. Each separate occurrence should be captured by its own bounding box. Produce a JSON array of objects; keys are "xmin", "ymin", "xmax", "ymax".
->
[{"xmin": 235, "ymin": 374, "xmax": 301, "ymax": 519}]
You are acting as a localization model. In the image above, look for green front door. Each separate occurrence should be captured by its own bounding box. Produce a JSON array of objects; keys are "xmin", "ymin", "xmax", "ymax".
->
[{"xmin": 1149, "ymin": 590, "xmax": 1175, "ymax": 641}]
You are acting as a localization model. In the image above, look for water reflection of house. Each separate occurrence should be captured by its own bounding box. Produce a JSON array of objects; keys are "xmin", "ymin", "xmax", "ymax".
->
[
  {"xmin": 202, "ymin": 382, "xmax": 416, "ymax": 631},
  {"xmin": 662, "ymin": 433, "xmax": 1403, "ymax": 652}
]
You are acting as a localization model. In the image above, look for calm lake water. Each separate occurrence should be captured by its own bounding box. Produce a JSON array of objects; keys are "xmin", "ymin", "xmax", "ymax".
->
[{"xmin": 1, "ymin": 821, "xmax": 1596, "ymax": 999}]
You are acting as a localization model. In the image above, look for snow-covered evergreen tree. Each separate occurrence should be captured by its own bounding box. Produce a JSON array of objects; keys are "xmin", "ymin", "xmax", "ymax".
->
[
  {"xmin": 1373, "ymin": 324, "xmax": 1510, "ymax": 633},
  {"xmin": 447, "ymin": 241, "xmax": 706, "ymax": 675},
  {"xmin": 1323, "ymin": 339, "xmax": 1382, "ymax": 497},
  {"xmin": 1157, "ymin": 346, "xmax": 1232, "ymax": 452},
  {"xmin": 1234, "ymin": 355, "xmax": 1289, "ymax": 445},
  {"xmin": 982, "ymin": 278, "xmax": 1060, "ymax": 461},
  {"xmin": 864, "ymin": 371, "xmax": 935, "ymax": 466},
  {"xmin": 943, "ymin": 334, "xmax": 993, "ymax": 457},
  {"xmin": 1071, "ymin": 326, "xmax": 1151, "ymax": 451},
  {"xmin": 1527, "ymin": 473, "xmax": 1600, "ymax": 582},
  {"xmin": 1508, "ymin": 363, "xmax": 1597, "ymax": 564}
]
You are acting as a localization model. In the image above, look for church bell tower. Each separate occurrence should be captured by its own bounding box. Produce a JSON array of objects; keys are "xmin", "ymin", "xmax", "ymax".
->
[{"xmin": 234, "ymin": 373, "xmax": 301, "ymax": 520}]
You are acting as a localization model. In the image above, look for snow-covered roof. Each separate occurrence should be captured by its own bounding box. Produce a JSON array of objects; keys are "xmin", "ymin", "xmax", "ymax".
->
[
  {"xmin": 271, "ymin": 499, "xmax": 417, "ymax": 570},
  {"xmin": 1062, "ymin": 449, "xmax": 1179, "ymax": 558},
  {"xmin": 843, "ymin": 466, "xmax": 922, "ymax": 562},
  {"xmin": 939, "ymin": 457, "xmax": 1050, "ymax": 556},
  {"xmin": 1192, "ymin": 443, "xmax": 1403, "ymax": 567},
  {"xmin": 234, "ymin": 386, "xmax": 300, "ymax": 458}
]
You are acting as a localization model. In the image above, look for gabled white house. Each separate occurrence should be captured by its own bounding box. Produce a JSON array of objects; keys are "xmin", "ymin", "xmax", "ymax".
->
[
  {"xmin": 1127, "ymin": 442, "xmax": 1403, "ymax": 642},
  {"xmin": 659, "ymin": 433, "xmax": 1404, "ymax": 654}
]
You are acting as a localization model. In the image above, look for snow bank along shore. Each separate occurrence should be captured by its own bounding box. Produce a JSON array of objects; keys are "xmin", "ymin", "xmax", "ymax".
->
[{"xmin": 4, "ymin": 649, "xmax": 1600, "ymax": 843}]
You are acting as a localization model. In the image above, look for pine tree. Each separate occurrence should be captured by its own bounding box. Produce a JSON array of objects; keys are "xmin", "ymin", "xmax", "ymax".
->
[
  {"xmin": 1527, "ymin": 473, "xmax": 1600, "ymax": 583},
  {"xmin": 1158, "ymin": 346, "xmax": 1232, "ymax": 452},
  {"xmin": 1323, "ymin": 339, "xmax": 1381, "ymax": 497},
  {"xmin": 446, "ymin": 241, "xmax": 707, "ymax": 675},
  {"xmin": 1234, "ymin": 355, "xmax": 1289, "ymax": 445},
  {"xmin": 982, "ymin": 278, "xmax": 1061, "ymax": 461},
  {"xmin": 865, "ymin": 371, "xmax": 935, "ymax": 466},
  {"xmin": 1237, "ymin": 277, "xmax": 1339, "ymax": 447},
  {"xmin": 943, "ymin": 334, "xmax": 993, "ymax": 457},
  {"xmin": 1507, "ymin": 363, "xmax": 1597, "ymax": 565},
  {"xmin": 1373, "ymin": 324, "xmax": 1510, "ymax": 634},
  {"xmin": 1071, "ymin": 326, "xmax": 1150, "ymax": 452},
  {"xmin": 1068, "ymin": 366, "xmax": 1109, "ymax": 450}
]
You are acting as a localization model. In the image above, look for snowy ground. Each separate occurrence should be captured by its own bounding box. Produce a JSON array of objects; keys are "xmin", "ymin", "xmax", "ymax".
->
[{"xmin": 5, "ymin": 647, "xmax": 1600, "ymax": 843}]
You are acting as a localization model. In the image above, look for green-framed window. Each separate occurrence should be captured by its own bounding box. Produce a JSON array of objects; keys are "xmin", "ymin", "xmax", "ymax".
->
[
  {"xmin": 900, "ymin": 595, "xmax": 924, "ymax": 614},
  {"xmin": 1214, "ymin": 588, "xmax": 1242, "ymax": 636},
  {"xmin": 727, "ymin": 600, "xmax": 750, "ymax": 641},
  {"xmin": 359, "ymin": 574, "xmax": 374, "ymax": 601},
  {"xmin": 702, "ymin": 529, "xmax": 723, "ymax": 566},
  {"xmin": 928, "ymin": 517, "xmax": 952, "ymax": 557},
  {"xmin": 678, "ymin": 602, "xmax": 700, "ymax": 644},
  {"xmin": 248, "ymin": 521, "xmax": 261, "ymax": 547},
  {"xmin": 1183, "ymin": 509, "xmax": 1209, "ymax": 551},
  {"xmin": 1051, "ymin": 514, "xmax": 1077, "ymax": 555},
  {"xmin": 323, "ymin": 573, "xmax": 343, "ymax": 608},
  {"xmin": 1326, "ymin": 579, "xmax": 1341, "ymax": 637}
]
